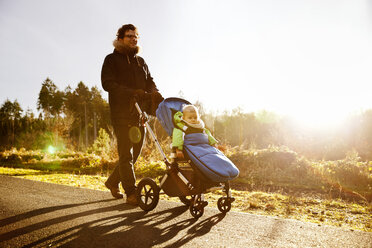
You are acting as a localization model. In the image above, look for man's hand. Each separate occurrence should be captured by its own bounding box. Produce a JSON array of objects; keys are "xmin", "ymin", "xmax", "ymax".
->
[
  {"xmin": 150, "ymin": 91, "xmax": 164, "ymax": 115},
  {"xmin": 151, "ymin": 91, "xmax": 164, "ymax": 102},
  {"xmin": 133, "ymin": 89, "xmax": 146, "ymax": 99}
]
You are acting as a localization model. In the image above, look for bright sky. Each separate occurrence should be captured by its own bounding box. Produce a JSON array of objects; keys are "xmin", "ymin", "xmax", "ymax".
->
[{"xmin": 0, "ymin": 0, "xmax": 371, "ymax": 128}]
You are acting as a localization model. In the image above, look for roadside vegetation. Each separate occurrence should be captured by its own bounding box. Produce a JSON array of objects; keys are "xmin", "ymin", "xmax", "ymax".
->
[
  {"xmin": 1, "ymin": 145, "xmax": 371, "ymax": 232},
  {"xmin": 0, "ymin": 78, "xmax": 371, "ymax": 232}
]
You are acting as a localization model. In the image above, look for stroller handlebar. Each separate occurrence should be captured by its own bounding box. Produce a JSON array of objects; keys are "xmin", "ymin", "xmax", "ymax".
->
[
  {"xmin": 134, "ymin": 102, "xmax": 148, "ymax": 123},
  {"xmin": 134, "ymin": 102, "xmax": 171, "ymax": 167}
]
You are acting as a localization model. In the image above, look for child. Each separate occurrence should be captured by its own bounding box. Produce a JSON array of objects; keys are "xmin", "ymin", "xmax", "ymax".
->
[{"xmin": 171, "ymin": 105, "xmax": 217, "ymax": 159}]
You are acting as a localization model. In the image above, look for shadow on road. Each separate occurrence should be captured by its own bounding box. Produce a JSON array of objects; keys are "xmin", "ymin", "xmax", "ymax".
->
[
  {"xmin": 0, "ymin": 198, "xmax": 118, "ymax": 228},
  {"xmin": 1, "ymin": 199, "xmax": 226, "ymax": 247}
]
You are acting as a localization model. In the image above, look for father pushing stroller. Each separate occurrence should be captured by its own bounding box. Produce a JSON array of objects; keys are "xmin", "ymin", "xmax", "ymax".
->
[{"xmin": 101, "ymin": 24, "xmax": 163, "ymax": 205}]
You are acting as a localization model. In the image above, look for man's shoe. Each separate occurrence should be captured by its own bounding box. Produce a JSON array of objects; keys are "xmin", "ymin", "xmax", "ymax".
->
[
  {"xmin": 126, "ymin": 193, "xmax": 138, "ymax": 206},
  {"xmin": 105, "ymin": 181, "xmax": 123, "ymax": 199}
]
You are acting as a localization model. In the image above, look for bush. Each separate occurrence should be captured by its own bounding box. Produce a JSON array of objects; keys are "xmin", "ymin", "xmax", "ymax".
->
[
  {"xmin": 88, "ymin": 128, "xmax": 116, "ymax": 160},
  {"xmin": 135, "ymin": 157, "xmax": 166, "ymax": 178},
  {"xmin": 61, "ymin": 157, "xmax": 90, "ymax": 169},
  {"xmin": 228, "ymin": 146, "xmax": 326, "ymax": 190},
  {"xmin": 0, "ymin": 153, "xmax": 22, "ymax": 165},
  {"xmin": 229, "ymin": 146, "xmax": 298, "ymax": 179},
  {"xmin": 228, "ymin": 146, "xmax": 371, "ymax": 196},
  {"xmin": 16, "ymin": 131, "xmax": 66, "ymax": 151},
  {"xmin": 317, "ymin": 152, "xmax": 372, "ymax": 192}
]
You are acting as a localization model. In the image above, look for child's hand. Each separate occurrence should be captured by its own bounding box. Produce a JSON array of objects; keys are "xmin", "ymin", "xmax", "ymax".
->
[
  {"xmin": 176, "ymin": 149, "xmax": 184, "ymax": 159},
  {"xmin": 215, "ymin": 144, "xmax": 227, "ymax": 152}
]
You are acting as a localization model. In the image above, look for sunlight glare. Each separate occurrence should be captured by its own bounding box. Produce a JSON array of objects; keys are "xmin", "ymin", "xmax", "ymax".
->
[
  {"xmin": 284, "ymin": 101, "xmax": 349, "ymax": 130},
  {"xmin": 48, "ymin": 145, "xmax": 56, "ymax": 154}
]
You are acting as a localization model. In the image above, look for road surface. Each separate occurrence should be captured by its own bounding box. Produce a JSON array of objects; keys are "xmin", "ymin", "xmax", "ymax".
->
[{"xmin": 0, "ymin": 175, "xmax": 371, "ymax": 248}]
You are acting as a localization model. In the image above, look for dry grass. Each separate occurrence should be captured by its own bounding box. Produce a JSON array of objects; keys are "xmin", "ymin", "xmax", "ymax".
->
[{"xmin": 1, "ymin": 166, "xmax": 371, "ymax": 232}]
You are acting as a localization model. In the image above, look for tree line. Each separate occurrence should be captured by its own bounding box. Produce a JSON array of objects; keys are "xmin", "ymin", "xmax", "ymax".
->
[
  {"xmin": 1, "ymin": 78, "xmax": 372, "ymax": 161},
  {"xmin": 0, "ymin": 78, "xmax": 110, "ymax": 151},
  {"xmin": 203, "ymin": 108, "xmax": 372, "ymax": 161}
]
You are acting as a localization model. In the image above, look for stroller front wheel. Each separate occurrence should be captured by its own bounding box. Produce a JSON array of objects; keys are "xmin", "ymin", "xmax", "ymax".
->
[
  {"xmin": 217, "ymin": 197, "xmax": 232, "ymax": 213},
  {"xmin": 137, "ymin": 178, "xmax": 160, "ymax": 211}
]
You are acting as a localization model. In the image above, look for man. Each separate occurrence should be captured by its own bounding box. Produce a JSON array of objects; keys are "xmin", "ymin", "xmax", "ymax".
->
[{"xmin": 101, "ymin": 24, "xmax": 163, "ymax": 205}]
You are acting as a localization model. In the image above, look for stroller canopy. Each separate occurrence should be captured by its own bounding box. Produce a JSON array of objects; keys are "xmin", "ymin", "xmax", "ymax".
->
[{"xmin": 156, "ymin": 97, "xmax": 191, "ymax": 136}]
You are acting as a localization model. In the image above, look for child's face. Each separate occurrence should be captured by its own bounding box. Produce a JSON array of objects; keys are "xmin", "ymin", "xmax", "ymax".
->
[{"xmin": 183, "ymin": 110, "xmax": 199, "ymax": 124}]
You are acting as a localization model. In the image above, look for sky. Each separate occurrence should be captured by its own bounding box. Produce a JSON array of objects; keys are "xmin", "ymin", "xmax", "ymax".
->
[{"xmin": 0, "ymin": 0, "xmax": 371, "ymax": 128}]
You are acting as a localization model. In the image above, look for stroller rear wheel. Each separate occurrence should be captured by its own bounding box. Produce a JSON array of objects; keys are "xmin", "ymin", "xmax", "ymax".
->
[
  {"xmin": 137, "ymin": 178, "xmax": 160, "ymax": 211},
  {"xmin": 189, "ymin": 194, "xmax": 207, "ymax": 218}
]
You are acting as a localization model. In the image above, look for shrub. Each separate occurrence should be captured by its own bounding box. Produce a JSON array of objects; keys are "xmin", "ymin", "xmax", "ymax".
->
[
  {"xmin": 88, "ymin": 128, "xmax": 112, "ymax": 159},
  {"xmin": 135, "ymin": 157, "xmax": 166, "ymax": 178},
  {"xmin": 229, "ymin": 146, "xmax": 297, "ymax": 180},
  {"xmin": 318, "ymin": 152, "xmax": 372, "ymax": 192},
  {"xmin": 17, "ymin": 131, "xmax": 66, "ymax": 151},
  {"xmin": 228, "ymin": 146, "xmax": 325, "ymax": 190},
  {"xmin": 100, "ymin": 158, "xmax": 116, "ymax": 171},
  {"xmin": 0, "ymin": 153, "xmax": 22, "ymax": 165},
  {"xmin": 61, "ymin": 157, "xmax": 90, "ymax": 169}
]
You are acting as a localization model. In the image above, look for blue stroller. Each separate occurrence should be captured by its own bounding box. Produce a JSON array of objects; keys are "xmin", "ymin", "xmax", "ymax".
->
[{"xmin": 135, "ymin": 97, "xmax": 239, "ymax": 218}]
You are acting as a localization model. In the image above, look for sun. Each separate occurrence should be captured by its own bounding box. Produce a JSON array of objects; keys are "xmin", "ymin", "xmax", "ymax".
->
[
  {"xmin": 47, "ymin": 145, "xmax": 56, "ymax": 154},
  {"xmin": 283, "ymin": 101, "xmax": 349, "ymax": 130}
]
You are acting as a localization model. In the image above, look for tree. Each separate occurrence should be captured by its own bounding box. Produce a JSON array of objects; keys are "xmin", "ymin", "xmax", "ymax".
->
[
  {"xmin": 65, "ymin": 82, "xmax": 109, "ymax": 149},
  {"xmin": 0, "ymin": 99, "xmax": 23, "ymax": 146},
  {"xmin": 90, "ymin": 86, "xmax": 110, "ymax": 140},
  {"xmin": 37, "ymin": 78, "xmax": 64, "ymax": 118}
]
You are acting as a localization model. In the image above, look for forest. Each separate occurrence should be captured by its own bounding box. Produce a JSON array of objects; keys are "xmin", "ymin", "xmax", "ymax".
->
[
  {"xmin": 0, "ymin": 78, "xmax": 372, "ymax": 231},
  {"xmin": 1, "ymin": 78, "xmax": 371, "ymax": 204},
  {"xmin": 1, "ymin": 78, "xmax": 372, "ymax": 161}
]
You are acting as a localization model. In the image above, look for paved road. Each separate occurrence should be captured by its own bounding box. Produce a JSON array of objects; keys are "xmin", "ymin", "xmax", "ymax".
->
[{"xmin": 0, "ymin": 175, "xmax": 371, "ymax": 248}]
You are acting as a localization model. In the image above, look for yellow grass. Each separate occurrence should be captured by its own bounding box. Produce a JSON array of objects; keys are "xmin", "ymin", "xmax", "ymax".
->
[{"xmin": 1, "ymin": 166, "xmax": 371, "ymax": 232}]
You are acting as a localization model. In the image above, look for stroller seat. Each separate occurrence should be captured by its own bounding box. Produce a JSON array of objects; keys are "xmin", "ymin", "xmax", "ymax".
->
[
  {"xmin": 156, "ymin": 98, "xmax": 239, "ymax": 183},
  {"xmin": 134, "ymin": 97, "xmax": 239, "ymax": 218}
]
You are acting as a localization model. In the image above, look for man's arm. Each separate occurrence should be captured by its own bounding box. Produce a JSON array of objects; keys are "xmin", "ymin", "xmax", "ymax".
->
[
  {"xmin": 140, "ymin": 58, "xmax": 159, "ymax": 93},
  {"xmin": 101, "ymin": 55, "xmax": 137, "ymax": 97}
]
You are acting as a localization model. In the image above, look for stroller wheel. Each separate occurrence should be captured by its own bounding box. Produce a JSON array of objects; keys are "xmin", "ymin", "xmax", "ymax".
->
[
  {"xmin": 179, "ymin": 196, "xmax": 192, "ymax": 206},
  {"xmin": 217, "ymin": 197, "xmax": 232, "ymax": 213},
  {"xmin": 189, "ymin": 195, "xmax": 206, "ymax": 218},
  {"xmin": 137, "ymin": 178, "xmax": 160, "ymax": 211}
]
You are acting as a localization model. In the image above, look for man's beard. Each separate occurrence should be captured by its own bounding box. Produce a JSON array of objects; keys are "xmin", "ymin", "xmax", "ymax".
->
[{"xmin": 113, "ymin": 39, "xmax": 140, "ymax": 55}]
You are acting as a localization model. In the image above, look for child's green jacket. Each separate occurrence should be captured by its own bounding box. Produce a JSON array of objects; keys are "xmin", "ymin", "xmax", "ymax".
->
[{"xmin": 172, "ymin": 111, "xmax": 217, "ymax": 150}]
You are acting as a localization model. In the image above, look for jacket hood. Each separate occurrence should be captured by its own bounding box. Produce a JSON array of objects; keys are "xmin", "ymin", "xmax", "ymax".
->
[
  {"xmin": 174, "ymin": 111, "xmax": 205, "ymax": 129},
  {"xmin": 112, "ymin": 39, "xmax": 140, "ymax": 56}
]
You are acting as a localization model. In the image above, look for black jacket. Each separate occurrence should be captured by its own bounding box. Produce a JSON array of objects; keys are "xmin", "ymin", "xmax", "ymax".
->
[{"xmin": 101, "ymin": 49, "xmax": 158, "ymax": 125}]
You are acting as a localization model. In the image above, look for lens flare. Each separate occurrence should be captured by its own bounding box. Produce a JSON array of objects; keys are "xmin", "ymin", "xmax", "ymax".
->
[
  {"xmin": 129, "ymin": 126, "xmax": 142, "ymax": 144},
  {"xmin": 47, "ymin": 145, "xmax": 56, "ymax": 154}
]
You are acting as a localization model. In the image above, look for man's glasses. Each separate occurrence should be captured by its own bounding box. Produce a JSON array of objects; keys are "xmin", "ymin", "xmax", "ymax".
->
[{"xmin": 124, "ymin": 34, "xmax": 139, "ymax": 39}]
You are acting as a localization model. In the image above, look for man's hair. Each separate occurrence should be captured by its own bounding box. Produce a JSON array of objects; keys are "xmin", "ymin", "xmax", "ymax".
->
[{"xmin": 116, "ymin": 24, "xmax": 137, "ymax": 40}]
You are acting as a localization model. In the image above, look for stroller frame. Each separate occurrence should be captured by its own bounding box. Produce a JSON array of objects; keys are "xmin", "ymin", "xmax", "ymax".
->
[{"xmin": 135, "ymin": 102, "xmax": 235, "ymax": 218}]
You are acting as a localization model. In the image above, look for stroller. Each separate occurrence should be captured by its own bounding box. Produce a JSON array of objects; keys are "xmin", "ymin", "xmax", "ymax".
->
[{"xmin": 135, "ymin": 97, "xmax": 239, "ymax": 218}]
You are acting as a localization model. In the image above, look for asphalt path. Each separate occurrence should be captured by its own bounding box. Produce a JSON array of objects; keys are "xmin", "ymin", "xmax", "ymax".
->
[{"xmin": 0, "ymin": 175, "xmax": 371, "ymax": 248}]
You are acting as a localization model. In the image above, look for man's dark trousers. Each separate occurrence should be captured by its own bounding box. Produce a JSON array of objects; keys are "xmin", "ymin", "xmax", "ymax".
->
[{"xmin": 106, "ymin": 123, "xmax": 145, "ymax": 196}]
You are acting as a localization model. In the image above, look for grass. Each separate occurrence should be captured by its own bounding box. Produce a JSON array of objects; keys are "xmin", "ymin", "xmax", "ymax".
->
[{"xmin": 1, "ymin": 166, "xmax": 371, "ymax": 232}]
